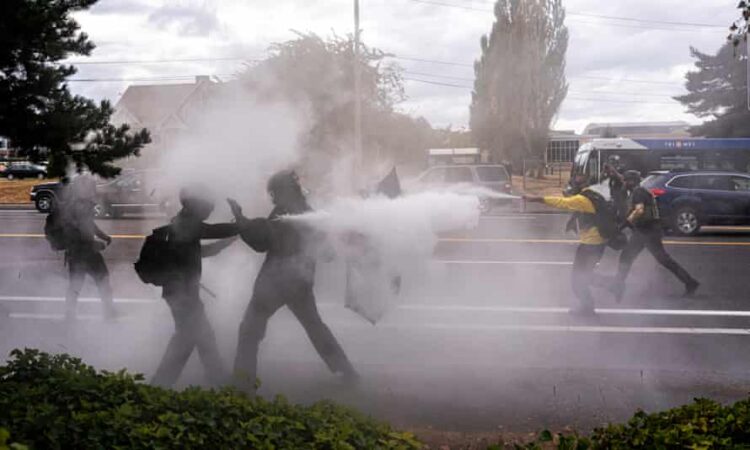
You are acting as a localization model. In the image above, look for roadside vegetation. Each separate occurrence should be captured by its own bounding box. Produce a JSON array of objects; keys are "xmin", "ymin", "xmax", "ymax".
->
[
  {"xmin": 0, "ymin": 180, "xmax": 45, "ymax": 204},
  {"xmin": 0, "ymin": 349, "xmax": 420, "ymax": 450},
  {"xmin": 3, "ymin": 348, "xmax": 750, "ymax": 449}
]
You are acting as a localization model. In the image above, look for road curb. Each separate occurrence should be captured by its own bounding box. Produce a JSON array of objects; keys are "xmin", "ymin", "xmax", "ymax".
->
[{"xmin": 0, "ymin": 203, "xmax": 34, "ymax": 211}]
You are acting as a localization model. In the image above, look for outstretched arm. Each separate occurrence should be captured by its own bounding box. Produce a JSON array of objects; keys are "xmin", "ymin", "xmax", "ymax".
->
[
  {"xmin": 199, "ymin": 222, "xmax": 239, "ymax": 240},
  {"xmin": 201, "ymin": 237, "xmax": 238, "ymax": 257},
  {"xmin": 523, "ymin": 194, "xmax": 595, "ymax": 214},
  {"xmin": 93, "ymin": 223, "xmax": 112, "ymax": 245}
]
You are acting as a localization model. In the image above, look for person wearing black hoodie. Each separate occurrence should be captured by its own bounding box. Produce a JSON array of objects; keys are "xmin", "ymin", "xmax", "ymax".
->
[
  {"xmin": 232, "ymin": 170, "xmax": 358, "ymax": 393},
  {"xmin": 150, "ymin": 185, "xmax": 240, "ymax": 387}
]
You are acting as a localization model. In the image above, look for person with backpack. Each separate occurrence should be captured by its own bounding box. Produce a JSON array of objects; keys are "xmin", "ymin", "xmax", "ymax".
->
[
  {"xmin": 523, "ymin": 174, "xmax": 623, "ymax": 315},
  {"xmin": 231, "ymin": 170, "xmax": 358, "ymax": 394},
  {"xmin": 148, "ymin": 185, "xmax": 240, "ymax": 388},
  {"xmin": 51, "ymin": 176, "xmax": 119, "ymax": 321},
  {"xmin": 611, "ymin": 170, "xmax": 699, "ymax": 301}
]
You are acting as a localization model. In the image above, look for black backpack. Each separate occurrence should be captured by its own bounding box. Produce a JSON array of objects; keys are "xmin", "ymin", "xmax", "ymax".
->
[
  {"xmin": 134, "ymin": 225, "xmax": 177, "ymax": 286},
  {"xmin": 579, "ymin": 190, "xmax": 627, "ymax": 250},
  {"xmin": 44, "ymin": 207, "xmax": 70, "ymax": 251}
]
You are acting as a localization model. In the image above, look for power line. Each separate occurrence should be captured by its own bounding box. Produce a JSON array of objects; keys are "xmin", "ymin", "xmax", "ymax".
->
[
  {"xmin": 67, "ymin": 74, "xmax": 235, "ymax": 82},
  {"xmin": 404, "ymin": 78, "xmax": 680, "ymax": 104},
  {"xmin": 63, "ymin": 57, "xmax": 253, "ymax": 65},
  {"xmin": 404, "ymin": 70, "xmax": 474, "ymax": 81},
  {"xmin": 411, "ymin": 0, "xmax": 727, "ymax": 31},
  {"xmin": 393, "ymin": 55, "xmax": 473, "ymax": 67},
  {"xmin": 572, "ymin": 75, "xmax": 681, "ymax": 86},
  {"xmin": 404, "ymin": 77, "xmax": 473, "ymax": 88},
  {"xmin": 395, "ymin": 55, "xmax": 684, "ymax": 86}
]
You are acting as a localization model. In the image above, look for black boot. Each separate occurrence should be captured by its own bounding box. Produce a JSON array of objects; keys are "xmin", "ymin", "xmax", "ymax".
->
[{"xmin": 684, "ymin": 279, "xmax": 700, "ymax": 297}]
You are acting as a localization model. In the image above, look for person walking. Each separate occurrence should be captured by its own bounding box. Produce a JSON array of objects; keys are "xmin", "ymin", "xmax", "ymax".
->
[
  {"xmin": 611, "ymin": 170, "xmax": 699, "ymax": 301},
  {"xmin": 524, "ymin": 174, "xmax": 614, "ymax": 315},
  {"xmin": 232, "ymin": 170, "xmax": 358, "ymax": 394},
  {"xmin": 150, "ymin": 185, "xmax": 240, "ymax": 388},
  {"xmin": 60, "ymin": 176, "xmax": 118, "ymax": 321}
]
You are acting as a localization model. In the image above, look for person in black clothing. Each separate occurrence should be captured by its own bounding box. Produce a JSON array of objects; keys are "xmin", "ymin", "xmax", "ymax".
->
[
  {"xmin": 232, "ymin": 170, "xmax": 358, "ymax": 393},
  {"xmin": 612, "ymin": 170, "xmax": 699, "ymax": 301},
  {"xmin": 603, "ymin": 163, "xmax": 628, "ymax": 223},
  {"xmin": 150, "ymin": 185, "xmax": 240, "ymax": 388},
  {"xmin": 63, "ymin": 176, "xmax": 118, "ymax": 321}
]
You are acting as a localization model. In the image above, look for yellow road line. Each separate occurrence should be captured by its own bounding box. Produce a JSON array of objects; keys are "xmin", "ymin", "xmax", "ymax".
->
[
  {"xmin": 0, "ymin": 233, "xmax": 145, "ymax": 239},
  {"xmin": 439, "ymin": 237, "xmax": 750, "ymax": 246},
  {"xmin": 1, "ymin": 234, "xmax": 750, "ymax": 247}
]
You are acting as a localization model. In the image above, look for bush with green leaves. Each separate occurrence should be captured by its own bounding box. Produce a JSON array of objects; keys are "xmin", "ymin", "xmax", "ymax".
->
[
  {"xmin": 0, "ymin": 349, "xmax": 420, "ymax": 450},
  {"xmin": 512, "ymin": 396, "xmax": 750, "ymax": 449}
]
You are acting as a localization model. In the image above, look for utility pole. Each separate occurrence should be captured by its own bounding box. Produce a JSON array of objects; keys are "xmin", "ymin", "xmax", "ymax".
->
[{"xmin": 353, "ymin": 0, "xmax": 363, "ymax": 183}]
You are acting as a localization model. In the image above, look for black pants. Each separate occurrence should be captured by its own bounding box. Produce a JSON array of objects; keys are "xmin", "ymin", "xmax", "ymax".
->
[
  {"xmin": 572, "ymin": 244, "xmax": 610, "ymax": 309},
  {"xmin": 234, "ymin": 273, "xmax": 355, "ymax": 391},
  {"xmin": 65, "ymin": 251, "xmax": 115, "ymax": 319},
  {"xmin": 616, "ymin": 227, "xmax": 694, "ymax": 286},
  {"xmin": 151, "ymin": 290, "xmax": 227, "ymax": 387}
]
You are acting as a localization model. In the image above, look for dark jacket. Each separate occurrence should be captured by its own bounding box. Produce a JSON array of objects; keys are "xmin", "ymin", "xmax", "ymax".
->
[{"xmin": 163, "ymin": 210, "xmax": 239, "ymax": 297}]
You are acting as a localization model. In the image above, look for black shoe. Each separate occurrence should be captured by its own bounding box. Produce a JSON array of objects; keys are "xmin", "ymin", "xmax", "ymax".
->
[
  {"xmin": 684, "ymin": 280, "xmax": 700, "ymax": 297},
  {"xmin": 569, "ymin": 305, "xmax": 596, "ymax": 317},
  {"xmin": 103, "ymin": 308, "xmax": 123, "ymax": 322},
  {"xmin": 609, "ymin": 282, "xmax": 625, "ymax": 303},
  {"xmin": 339, "ymin": 368, "xmax": 361, "ymax": 386}
]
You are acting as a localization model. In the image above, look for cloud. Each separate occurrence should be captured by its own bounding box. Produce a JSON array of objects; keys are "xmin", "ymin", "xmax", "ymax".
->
[
  {"xmin": 148, "ymin": 3, "xmax": 221, "ymax": 37},
  {"xmin": 67, "ymin": 0, "xmax": 739, "ymax": 132}
]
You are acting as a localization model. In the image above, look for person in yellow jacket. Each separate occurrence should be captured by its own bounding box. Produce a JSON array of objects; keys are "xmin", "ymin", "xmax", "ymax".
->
[{"xmin": 523, "ymin": 175, "xmax": 611, "ymax": 315}]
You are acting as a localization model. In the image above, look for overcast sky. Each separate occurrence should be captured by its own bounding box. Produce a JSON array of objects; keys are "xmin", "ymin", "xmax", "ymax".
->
[{"xmin": 70, "ymin": 0, "xmax": 738, "ymax": 133}]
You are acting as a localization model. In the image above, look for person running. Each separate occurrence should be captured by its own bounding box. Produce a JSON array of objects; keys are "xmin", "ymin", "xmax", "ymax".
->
[
  {"xmin": 150, "ymin": 185, "xmax": 240, "ymax": 388},
  {"xmin": 611, "ymin": 170, "xmax": 699, "ymax": 301},
  {"xmin": 232, "ymin": 170, "xmax": 358, "ymax": 394},
  {"xmin": 524, "ymin": 174, "xmax": 613, "ymax": 315},
  {"xmin": 61, "ymin": 176, "xmax": 119, "ymax": 321}
]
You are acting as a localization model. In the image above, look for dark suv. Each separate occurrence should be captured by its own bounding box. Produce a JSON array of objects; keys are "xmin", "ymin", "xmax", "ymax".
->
[
  {"xmin": 642, "ymin": 171, "xmax": 750, "ymax": 236},
  {"xmin": 31, "ymin": 170, "xmax": 173, "ymax": 217}
]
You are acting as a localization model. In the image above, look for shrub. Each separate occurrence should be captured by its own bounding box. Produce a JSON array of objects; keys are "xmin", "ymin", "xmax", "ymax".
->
[
  {"xmin": 0, "ymin": 349, "xmax": 421, "ymax": 450},
  {"xmin": 516, "ymin": 396, "xmax": 750, "ymax": 449}
]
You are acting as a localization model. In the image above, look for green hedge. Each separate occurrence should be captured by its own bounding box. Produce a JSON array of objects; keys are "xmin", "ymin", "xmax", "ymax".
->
[
  {"xmin": 512, "ymin": 396, "xmax": 750, "ymax": 450},
  {"xmin": 0, "ymin": 349, "xmax": 421, "ymax": 450}
]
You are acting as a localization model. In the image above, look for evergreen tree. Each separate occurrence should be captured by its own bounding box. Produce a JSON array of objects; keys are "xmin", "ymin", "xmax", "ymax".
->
[
  {"xmin": 0, "ymin": 0, "xmax": 150, "ymax": 177},
  {"xmin": 675, "ymin": 43, "xmax": 750, "ymax": 137},
  {"xmin": 470, "ymin": 0, "xmax": 568, "ymax": 168}
]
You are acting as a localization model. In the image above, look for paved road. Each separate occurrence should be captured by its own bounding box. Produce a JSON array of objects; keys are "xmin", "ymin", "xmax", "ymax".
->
[{"xmin": 2, "ymin": 208, "xmax": 750, "ymax": 432}]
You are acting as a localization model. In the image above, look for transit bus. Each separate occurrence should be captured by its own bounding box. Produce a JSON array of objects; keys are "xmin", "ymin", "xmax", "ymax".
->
[{"xmin": 571, "ymin": 138, "xmax": 750, "ymax": 183}]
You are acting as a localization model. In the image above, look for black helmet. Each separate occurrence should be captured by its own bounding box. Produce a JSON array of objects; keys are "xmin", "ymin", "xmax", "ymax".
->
[
  {"xmin": 623, "ymin": 170, "xmax": 642, "ymax": 183},
  {"xmin": 267, "ymin": 170, "xmax": 300, "ymax": 195},
  {"xmin": 267, "ymin": 170, "xmax": 307, "ymax": 210},
  {"xmin": 179, "ymin": 183, "xmax": 214, "ymax": 208}
]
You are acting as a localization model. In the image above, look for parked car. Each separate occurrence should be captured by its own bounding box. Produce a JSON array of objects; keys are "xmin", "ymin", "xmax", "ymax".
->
[
  {"xmin": 3, "ymin": 162, "xmax": 46, "ymax": 180},
  {"xmin": 93, "ymin": 170, "xmax": 173, "ymax": 218},
  {"xmin": 642, "ymin": 170, "xmax": 750, "ymax": 236},
  {"xmin": 30, "ymin": 181, "xmax": 62, "ymax": 212},
  {"xmin": 31, "ymin": 170, "xmax": 173, "ymax": 217},
  {"xmin": 409, "ymin": 164, "xmax": 512, "ymax": 213}
]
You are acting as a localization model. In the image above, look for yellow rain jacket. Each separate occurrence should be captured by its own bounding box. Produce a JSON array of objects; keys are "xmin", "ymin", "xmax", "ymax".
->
[{"xmin": 543, "ymin": 190, "xmax": 605, "ymax": 245}]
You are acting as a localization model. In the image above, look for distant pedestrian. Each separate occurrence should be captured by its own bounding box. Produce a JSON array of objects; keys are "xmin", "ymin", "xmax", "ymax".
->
[
  {"xmin": 232, "ymin": 170, "xmax": 358, "ymax": 394},
  {"xmin": 611, "ymin": 170, "xmax": 699, "ymax": 301},
  {"xmin": 53, "ymin": 175, "xmax": 119, "ymax": 321},
  {"xmin": 150, "ymin": 185, "xmax": 240, "ymax": 388},
  {"xmin": 523, "ymin": 174, "xmax": 619, "ymax": 315},
  {"xmin": 603, "ymin": 163, "xmax": 628, "ymax": 223}
]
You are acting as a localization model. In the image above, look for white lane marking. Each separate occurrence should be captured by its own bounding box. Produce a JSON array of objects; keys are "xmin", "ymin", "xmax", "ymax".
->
[
  {"xmin": 3, "ymin": 296, "xmax": 750, "ymax": 319},
  {"xmin": 436, "ymin": 260, "xmax": 572, "ymax": 266},
  {"xmin": 0, "ymin": 296, "xmax": 154, "ymax": 304},
  {"xmin": 383, "ymin": 323, "xmax": 750, "ymax": 336},
  {"xmin": 397, "ymin": 305, "xmax": 750, "ymax": 317},
  {"xmin": 6, "ymin": 312, "xmax": 750, "ymax": 336},
  {"xmin": 8, "ymin": 313, "xmax": 101, "ymax": 321}
]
